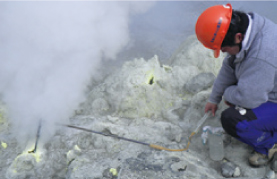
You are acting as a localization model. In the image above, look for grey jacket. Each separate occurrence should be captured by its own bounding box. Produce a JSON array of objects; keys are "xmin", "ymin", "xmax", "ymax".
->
[{"xmin": 209, "ymin": 12, "xmax": 277, "ymax": 109}]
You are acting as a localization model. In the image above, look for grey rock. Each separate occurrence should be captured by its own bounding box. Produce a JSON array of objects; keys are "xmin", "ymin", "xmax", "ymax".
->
[
  {"xmin": 170, "ymin": 157, "xmax": 181, "ymax": 163},
  {"xmin": 170, "ymin": 161, "xmax": 187, "ymax": 172},
  {"xmin": 102, "ymin": 168, "xmax": 119, "ymax": 179},
  {"xmin": 265, "ymin": 169, "xmax": 275, "ymax": 179},
  {"xmin": 270, "ymin": 153, "xmax": 277, "ymax": 172},
  {"xmin": 221, "ymin": 160, "xmax": 241, "ymax": 178},
  {"xmin": 185, "ymin": 72, "xmax": 215, "ymax": 93},
  {"xmin": 125, "ymin": 158, "xmax": 163, "ymax": 172},
  {"xmin": 137, "ymin": 152, "xmax": 151, "ymax": 160},
  {"xmin": 102, "ymin": 168, "xmax": 113, "ymax": 178}
]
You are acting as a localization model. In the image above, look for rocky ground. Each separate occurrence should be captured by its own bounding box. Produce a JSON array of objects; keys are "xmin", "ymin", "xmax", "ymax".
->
[{"xmin": 0, "ymin": 36, "xmax": 275, "ymax": 179}]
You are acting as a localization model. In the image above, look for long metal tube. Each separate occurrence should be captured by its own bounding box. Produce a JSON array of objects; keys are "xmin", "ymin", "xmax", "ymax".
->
[
  {"xmin": 28, "ymin": 120, "xmax": 42, "ymax": 153},
  {"xmin": 64, "ymin": 124, "xmax": 150, "ymax": 146},
  {"xmin": 59, "ymin": 113, "xmax": 210, "ymax": 152}
]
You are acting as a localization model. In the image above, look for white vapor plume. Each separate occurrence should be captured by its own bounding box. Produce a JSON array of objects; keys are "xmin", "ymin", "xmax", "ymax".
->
[{"xmin": 0, "ymin": 1, "xmax": 154, "ymax": 147}]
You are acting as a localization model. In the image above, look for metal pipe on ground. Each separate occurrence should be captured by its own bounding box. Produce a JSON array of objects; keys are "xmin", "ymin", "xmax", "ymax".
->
[{"xmin": 57, "ymin": 113, "xmax": 210, "ymax": 152}]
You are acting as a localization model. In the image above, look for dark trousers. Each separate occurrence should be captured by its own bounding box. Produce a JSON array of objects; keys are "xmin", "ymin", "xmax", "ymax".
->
[{"xmin": 221, "ymin": 102, "xmax": 277, "ymax": 155}]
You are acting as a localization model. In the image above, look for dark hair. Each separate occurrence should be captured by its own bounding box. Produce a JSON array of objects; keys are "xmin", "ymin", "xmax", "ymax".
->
[{"xmin": 221, "ymin": 10, "xmax": 249, "ymax": 47}]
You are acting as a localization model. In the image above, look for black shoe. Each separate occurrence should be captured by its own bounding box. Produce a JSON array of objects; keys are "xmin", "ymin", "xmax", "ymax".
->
[{"xmin": 270, "ymin": 152, "xmax": 277, "ymax": 172}]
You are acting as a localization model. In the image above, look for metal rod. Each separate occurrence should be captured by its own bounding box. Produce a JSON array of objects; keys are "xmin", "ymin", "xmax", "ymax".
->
[
  {"xmin": 28, "ymin": 120, "xmax": 42, "ymax": 153},
  {"xmin": 62, "ymin": 124, "xmax": 150, "ymax": 146},
  {"xmin": 59, "ymin": 113, "xmax": 210, "ymax": 152}
]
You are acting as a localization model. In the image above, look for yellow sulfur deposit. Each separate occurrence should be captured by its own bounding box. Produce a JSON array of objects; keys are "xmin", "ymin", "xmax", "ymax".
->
[
  {"xmin": 74, "ymin": 145, "xmax": 81, "ymax": 151},
  {"xmin": 32, "ymin": 152, "xmax": 41, "ymax": 163},
  {"xmin": 145, "ymin": 70, "xmax": 155, "ymax": 85},
  {"xmin": 109, "ymin": 168, "xmax": 117, "ymax": 176},
  {"xmin": 1, "ymin": 141, "xmax": 7, "ymax": 149},
  {"xmin": 25, "ymin": 146, "xmax": 42, "ymax": 163}
]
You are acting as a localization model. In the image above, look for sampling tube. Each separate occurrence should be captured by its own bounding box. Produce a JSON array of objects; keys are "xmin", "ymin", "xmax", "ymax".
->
[{"xmin": 193, "ymin": 112, "xmax": 211, "ymax": 134}]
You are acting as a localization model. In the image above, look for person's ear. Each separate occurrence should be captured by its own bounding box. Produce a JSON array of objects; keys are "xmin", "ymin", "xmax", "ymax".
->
[{"xmin": 235, "ymin": 33, "xmax": 243, "ymax": 43}]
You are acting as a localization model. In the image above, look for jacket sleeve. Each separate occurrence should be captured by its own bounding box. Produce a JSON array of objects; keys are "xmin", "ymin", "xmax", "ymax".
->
[
  {"xmin": 209, "ymin": 55, "xmax": 238, "ymax": 104},
  {"xmin": 223, "ymin": 58, "xmax": 275, "ymax": 109}
]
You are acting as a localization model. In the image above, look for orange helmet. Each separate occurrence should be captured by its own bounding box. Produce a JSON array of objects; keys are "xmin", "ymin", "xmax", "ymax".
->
[{"xmin": 195, "ymin": 4, "xmax": 232, "ymax": 58}]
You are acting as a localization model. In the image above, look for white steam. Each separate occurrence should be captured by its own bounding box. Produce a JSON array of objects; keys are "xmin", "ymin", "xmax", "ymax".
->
[{"xmin": 0, "ymin": 1, "xmax": 154, "ymax": 147}]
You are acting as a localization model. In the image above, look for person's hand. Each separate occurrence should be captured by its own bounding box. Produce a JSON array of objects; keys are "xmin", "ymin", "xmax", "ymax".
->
[{"xmin": 205, "ymin": 102, "xmax": 218, "ymax": 116}]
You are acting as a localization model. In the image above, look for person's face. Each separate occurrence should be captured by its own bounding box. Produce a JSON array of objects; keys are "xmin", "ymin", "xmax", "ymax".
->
[
  {"xmin": 220, "ymin": 33, "xmax": 243, "ymax": 56},
  {"xmin": 221, "ymin": 45, "xmax": 240, "ymax": 55}
]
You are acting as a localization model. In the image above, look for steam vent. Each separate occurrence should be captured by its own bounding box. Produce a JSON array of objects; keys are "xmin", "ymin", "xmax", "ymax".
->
[{"xmin": 1, "ymin": 1, "xmax": 276, "ymax": 178}]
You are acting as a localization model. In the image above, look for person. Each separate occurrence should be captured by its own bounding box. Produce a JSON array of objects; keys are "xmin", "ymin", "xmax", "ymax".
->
[{"xmin": 195, "ymin": 3, "xmax": 277, "ymax": 169}]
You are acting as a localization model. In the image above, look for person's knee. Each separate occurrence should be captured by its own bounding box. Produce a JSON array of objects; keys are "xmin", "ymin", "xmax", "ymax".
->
[
  {"xmin": 221, "ymin": 107, "xmax": 235, "ymax": 128},
  {"xmin": 221, "ymin": 107, "xmax": 240, "ymax": 138}
]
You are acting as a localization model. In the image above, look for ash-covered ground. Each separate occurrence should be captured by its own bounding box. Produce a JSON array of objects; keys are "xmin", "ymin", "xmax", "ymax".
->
[
  {"xmin": 1, "ymin": 1, "xmax": 277, "ymax": 179},
  {"xmin": 0, "ymin": 36, "xmax": 273, "ymax": 179}
]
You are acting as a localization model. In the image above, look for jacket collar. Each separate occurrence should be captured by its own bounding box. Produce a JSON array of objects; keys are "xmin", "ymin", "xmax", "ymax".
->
[{"xmin": 235, "ymin": 13, "xmax": 253, "ymax": 61}]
